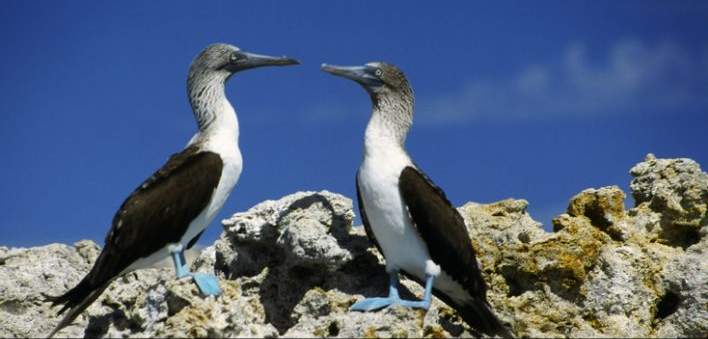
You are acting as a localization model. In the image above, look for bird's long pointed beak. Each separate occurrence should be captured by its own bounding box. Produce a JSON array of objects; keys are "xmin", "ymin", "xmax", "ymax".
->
[
  {"xmin": 320, "ymin": 64, "xmax": 367, "ymax": 82},
  {"xmin": 232, "ymin": 51, "xmax": 300, "ymax": 72},
  {"xmin": 321, "ymin": 63, "xmax": 383, "ymax": 93}
]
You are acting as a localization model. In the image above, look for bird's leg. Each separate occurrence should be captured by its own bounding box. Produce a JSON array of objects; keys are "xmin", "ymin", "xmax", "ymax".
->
[
  {"xmin": 168, "ymin": 246, "xmax": 221, "ymax": 296},
  {"xmin": 170, "ymin": 247, "xmax": 190, "ymax": 278},
  {"xmin": 350, "ymin": 270, "xmax": 401, "ymax": 311},
  {"xmin": 388, "ymin": 270, "xmax": 401, "ymax": 300},
  {"xmin": 396, "ymin": 274, "xmax": 433, "ymax": 310}
]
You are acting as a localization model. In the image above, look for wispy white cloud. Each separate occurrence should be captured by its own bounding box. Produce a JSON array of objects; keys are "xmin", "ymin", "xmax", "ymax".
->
[{"xmin": 417, "ymin": 39, "xmax": 708, "ymax": 125}]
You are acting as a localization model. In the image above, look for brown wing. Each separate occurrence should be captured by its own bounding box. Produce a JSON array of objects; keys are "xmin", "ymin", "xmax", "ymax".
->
[
  {"xmin": 48, "ymin": 145, "xmax": 224, "ymax": 336},
  {"xmin": 89, "ymin": 144, "xmax": 223, "ymax": 284},
  {"xmin": 398, "ymin": 166, "xmax": 487, "ymax": 298}
]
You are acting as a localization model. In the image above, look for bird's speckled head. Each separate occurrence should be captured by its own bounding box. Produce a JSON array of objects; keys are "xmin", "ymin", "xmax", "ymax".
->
[
  {"xmin": 189, "ymin": 43, "xmax": 299, "ymax": 84},
  {"xmin": 364, "ymin": 62, "xmax": 412, "ymax": 98},
  {"xmin": 186, "ymin": 43, "xmax": 298, "ymax": 131},
  {"xmin": 321, "ymin": 61, "xmax": 415, "ymax": 143},
  {"xmin": 321, "ymin": 61, "xmax": 413, "ymax": 102},
  {"xmin": 190, "ymin": 43, "xmax": 239, "ymax": 77}
]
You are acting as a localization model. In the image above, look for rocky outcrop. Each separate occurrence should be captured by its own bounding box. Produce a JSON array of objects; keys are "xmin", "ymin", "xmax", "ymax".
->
[{"xmin": 0, "ymin": 155, "xmax": 705, "ymax": 338}]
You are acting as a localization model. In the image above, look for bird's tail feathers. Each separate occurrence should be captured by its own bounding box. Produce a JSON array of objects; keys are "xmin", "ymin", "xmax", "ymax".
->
[
  {"xmin": 456, "ymin": 300, "xmax": 515, "ymax": 338},
  {"xmin": 46, "ymin": 278, "xmax": 110, "ymax": 338}
]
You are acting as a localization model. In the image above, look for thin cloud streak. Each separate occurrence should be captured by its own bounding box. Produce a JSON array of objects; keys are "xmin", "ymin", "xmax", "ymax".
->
[{"xmin": 417, "ymin": 39, "xmax": 708, "ymax": 125}]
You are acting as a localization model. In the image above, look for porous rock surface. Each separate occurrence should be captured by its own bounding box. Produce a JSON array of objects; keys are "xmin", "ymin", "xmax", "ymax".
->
[{"xmin": 0, "ymin": 155, "xmax": 705, "ymax": 338}]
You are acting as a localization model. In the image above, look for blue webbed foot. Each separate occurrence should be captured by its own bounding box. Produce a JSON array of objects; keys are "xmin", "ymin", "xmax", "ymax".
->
[
  {"xmin": 170, "ymin": 247, "xmax": 221, "ymax": 296},
  {"xmin": 350, "ymin": 295, "xmax": 430, "ymax": 311},
  {"xmin": 397, "ymin": 298, "xmax": 430, "ymax": 310},
  {"xmin": 351, "ymin": 271, "xmax": 434, "ymax": 312},
  {"xmin": 190, "ymin": 272, "xmax": 222, "ymax": 296},
  {"xmin": 350, "ymin": 297, "xmax": 398, "ymax": 311}
]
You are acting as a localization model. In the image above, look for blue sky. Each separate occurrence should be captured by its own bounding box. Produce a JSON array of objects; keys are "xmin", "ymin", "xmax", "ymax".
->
[{"xmin": 1, "ymin": 1, "xmax": 707, "ymax": 248}]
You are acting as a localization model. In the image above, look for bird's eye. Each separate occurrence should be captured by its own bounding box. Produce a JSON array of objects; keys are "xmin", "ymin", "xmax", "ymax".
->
[
  {"xmin": 375, "ymin": 68, "xmax": 383, "ymax": 77},
  {"xmin": 230, "ymin": 52, "xmax": 239, "ymax": 62}
]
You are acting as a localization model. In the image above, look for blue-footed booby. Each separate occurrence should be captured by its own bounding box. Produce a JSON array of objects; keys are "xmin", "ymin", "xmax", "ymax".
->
[
  {"xmin": 47, "ymin": 43, "xmax": 298, "ymax": 337},
  {"xmin": 321, "ymin": 62, "xmax": 513, "ymax": 338}
]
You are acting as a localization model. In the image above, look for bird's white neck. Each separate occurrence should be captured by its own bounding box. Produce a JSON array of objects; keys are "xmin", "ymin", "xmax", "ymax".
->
[
  {"xmin": 187, "ymin": 78, "xmax": 239, "ymax": 150},
  {"xmin": 363, "ymin": 101, "xmax": 412, "ymax": 158},
  {"xmin": 363, "ymin": 109, "xmax": 410, "ymax": 164}
]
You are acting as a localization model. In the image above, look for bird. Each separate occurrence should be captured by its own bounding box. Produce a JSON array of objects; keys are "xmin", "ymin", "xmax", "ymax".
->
[
  {"xmin": 46, "ymin": 43, "xmax": 299, "ymax": 338},
  {"xmin": 321, "ymin": 62, "xmax": 514, "ymax": 338}
]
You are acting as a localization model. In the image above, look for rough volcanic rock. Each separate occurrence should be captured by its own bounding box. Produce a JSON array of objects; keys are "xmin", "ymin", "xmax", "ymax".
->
[{"xmin": 1, "ymin": 156, "xmax": 705, "ymax": 338}]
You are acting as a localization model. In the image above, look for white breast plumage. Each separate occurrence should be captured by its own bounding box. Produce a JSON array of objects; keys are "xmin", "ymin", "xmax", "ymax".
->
[{"xmin": 357, "ymin": 118, "xmax": 440, "ymax": 279}]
